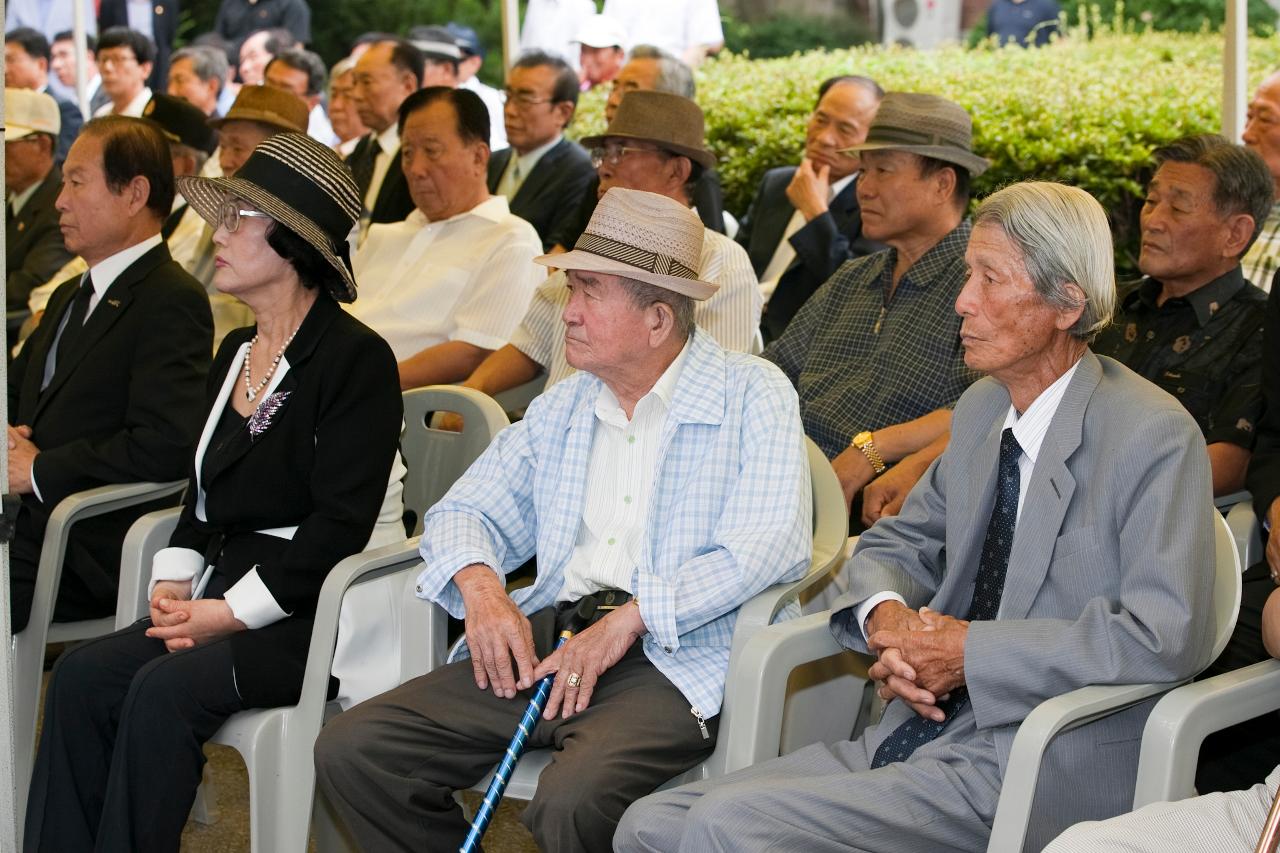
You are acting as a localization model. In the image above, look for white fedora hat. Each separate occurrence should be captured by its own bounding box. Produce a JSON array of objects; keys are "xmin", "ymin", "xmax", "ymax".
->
[
  {"xmin": 5, "ymin": 88, "xmax": 61, "ymax": 141},
  {"xmin": 537, "ymin": 188, "xmax": 719, "ymax": 300}
]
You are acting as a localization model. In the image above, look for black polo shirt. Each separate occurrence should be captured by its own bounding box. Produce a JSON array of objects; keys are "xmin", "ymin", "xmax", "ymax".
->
[{"xmin": 1094, "ymin": 267, "xmax": 1267, "ymax": 449}]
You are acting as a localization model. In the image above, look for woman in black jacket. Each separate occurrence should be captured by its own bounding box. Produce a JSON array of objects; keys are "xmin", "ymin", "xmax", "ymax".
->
[{"xmin": 25, "ymin": 132, "xmax": 405, "ymax": 852}]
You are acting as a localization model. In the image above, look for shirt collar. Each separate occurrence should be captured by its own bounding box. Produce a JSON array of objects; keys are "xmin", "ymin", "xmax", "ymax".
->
[
  {"xmin": 408, "ymin": 194, "xmax": 512, "ymax": 227},
  {"xmin": 8, "ymin": 176, "xmax": 43, "ymax": 215},
  {"xmin": 515, "ymin": 134, "xmax": 562, "ymax": 171},
  {"xmin": 122, "ymin": 85, "xmax": 152, "ymax": 115},
  {"xmin": 1135, "ymin": 266, "xmax": 1246, "ymax": 327},
  {"xmin": 869, "ymin": 219, "xmax": 972, "ymax": 293},
  {"xmin": 87, "ymin": 233, "xmax": 163, "ymax": 295},
  {"xmin": 593, "ymin": 335, "xmax": 694, "ymax": 427},
  {"xmin": 829, "ymin": 171, "xmax": 856, "ymax": 199},
  {"xmin": 375, "ymin": 123, "xmax": 400, "ymax": 153},
  {"xmin": 1000, "ymin": 357, "xmax": 1081, "ymax": 465}
]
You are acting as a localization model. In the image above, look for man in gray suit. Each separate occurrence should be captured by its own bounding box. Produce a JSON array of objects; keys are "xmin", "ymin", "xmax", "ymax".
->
[{"xmin": 615, "ymin": 181, "xmax": 1218, "ymax": 852}]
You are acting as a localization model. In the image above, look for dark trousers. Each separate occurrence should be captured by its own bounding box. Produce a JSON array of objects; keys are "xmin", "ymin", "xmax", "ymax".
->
[
  {"xmin": 24, "ymin": 619, "xmax": 244, "ymax": 853},
  {"xmin": 1197, "ymin": 560, "xmax": 1280, "ymax": 792},
  {"xmin": 314, "ymin": 605, "xmax": 718, "ymax": 853}
]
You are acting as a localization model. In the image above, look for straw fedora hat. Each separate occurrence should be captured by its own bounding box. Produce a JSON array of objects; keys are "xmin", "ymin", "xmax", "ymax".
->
[
  {"xmin": 579, "ymin": 90, "xmax": 717, "ymax": 170},
  {"xmin": 842, "ymin": 91, "xmax": 989, "ymax": 176},
  {"xmin": 537, "ymin": 187, "xmax": 719, "ymax": 300},
  {"xmin": 177, "ymin": 132, "xmax": 363, "ymax": 302},
  {"xmin": 209, "ymin": 84, "xmax": 309, "ymax": 134},
  {"xmin": 5, "ymin": 87, "xmax": 61, "ymax": 140}
]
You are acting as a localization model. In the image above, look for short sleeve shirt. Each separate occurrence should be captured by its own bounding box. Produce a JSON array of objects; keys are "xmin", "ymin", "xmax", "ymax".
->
[
  {"xmin": 1093, "ymin": 269, "xmax": 1267, "ymax": 449},
  {"xmin": 764, "ymin": 221, "xmax": 980, "ymax": 459}
]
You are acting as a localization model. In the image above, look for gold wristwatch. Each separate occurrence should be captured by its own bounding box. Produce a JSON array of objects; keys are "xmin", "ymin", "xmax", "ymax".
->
[{"xmin": 851, "ymin": 431, "xmax": 886, "ymax": 474}]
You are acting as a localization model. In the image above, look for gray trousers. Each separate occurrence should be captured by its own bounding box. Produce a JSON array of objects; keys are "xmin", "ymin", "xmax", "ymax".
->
[
  {"xmin": 614, "ymin": 707, "xmax": 1001, "ymax": 853},
  {"xmin": 314, "ymin": 606, "xmax": 717, "ymax": 853}
]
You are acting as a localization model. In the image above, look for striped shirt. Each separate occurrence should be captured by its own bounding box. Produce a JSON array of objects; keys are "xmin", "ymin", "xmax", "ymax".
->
[
  {"xmin": 349, "ymin": 197, "xmax": 543, "ymax": 361},
  {"xmin": 509, "ymin": 227, "xmax": 762, "ymax": 386},
  {"xmin": 1242, "ymin": 201, "xmax": 1280, "ymax": 293}
]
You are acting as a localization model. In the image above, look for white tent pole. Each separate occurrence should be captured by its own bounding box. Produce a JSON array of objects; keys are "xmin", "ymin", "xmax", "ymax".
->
[
  {"xmin": 1224, "ymin": 0, "xmax": 1248, "ymax": 141},
  {"xmin": 502, "ymin": 0, "xmax": 520, "ymax": 74},
  {"xmin": 73, "ymin": 0, "xmax": 91, "ymax": 120}
]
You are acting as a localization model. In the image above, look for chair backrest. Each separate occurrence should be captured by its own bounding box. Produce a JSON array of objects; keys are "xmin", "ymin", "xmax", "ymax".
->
[
  {"xmin": 401, "ymin": 386, "xmax": 510, "ymax": 536},
  {"xmin": 1208, "ymin": 510, "xmax": 1244, "ymax": 664}
]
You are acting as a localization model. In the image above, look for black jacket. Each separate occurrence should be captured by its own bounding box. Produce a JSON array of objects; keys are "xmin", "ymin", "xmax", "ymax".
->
[
  {"xmin": 1247, "ymin": 277, "xmax": 1280, "ymax": 535},
  {"xmin": 346, "ymin": 133, "xmax": 415, "ymax": 226},
  {"xmin": 487, "ymin": 137, "xmax": 595, "ymax": 252},
  {"xmin": 737, "ymin": 167, "xmax": 883, "ymax": 341},
  {"xmin": 6, "ymin": 167, "xmax": 74, "ymax": 311}
]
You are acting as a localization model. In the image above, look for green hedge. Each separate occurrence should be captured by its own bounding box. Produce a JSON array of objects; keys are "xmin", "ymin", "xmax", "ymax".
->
[{"xmin": 570, "ymin": 31, "xmax": 1280, "ymax": 273}]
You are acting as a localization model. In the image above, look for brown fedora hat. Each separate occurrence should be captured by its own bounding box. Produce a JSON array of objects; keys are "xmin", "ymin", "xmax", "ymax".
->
[
  {"xmin": 580, "ymin": 90, "xmax": 717, "ymax": 170},
  {"xmin": 210, "ymin": 84, "xmax": 309, "ymax": 134},
  {"xmin": 842, "ymin": 91, "xmax": 989, "ymax": 176}
]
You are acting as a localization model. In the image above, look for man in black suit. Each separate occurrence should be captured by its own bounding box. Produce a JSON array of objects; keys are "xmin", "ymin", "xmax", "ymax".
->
[
  {"xmin": 737, "ymin": 75, "xmax": 885, "ymax": 341},
  {"xmin": 7, "ymin": 115, "xmax": 213, "ymax": 634},
  {"xmin": 348, "ymin": 38, "xmax": 424, "ymax": 236},
  {"xmin": 98, "ymin": 0, "xmax": 177, "ymax": 93},
  {"xmin": 488, "ymin": 50, "xmax": 595, "ymax": 252},
  {"xmin": 5, "ymin": 88, "xmax": 74, "ymax": 312},
  {"xmin": 5, "ymin": 27, "xmax": 84, "ymax": 163}
]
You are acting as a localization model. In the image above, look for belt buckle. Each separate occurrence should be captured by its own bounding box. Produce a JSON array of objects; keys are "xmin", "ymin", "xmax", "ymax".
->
[{"xmin": 595, "ymin": 590, "xmax": 623, "ymax": 611}]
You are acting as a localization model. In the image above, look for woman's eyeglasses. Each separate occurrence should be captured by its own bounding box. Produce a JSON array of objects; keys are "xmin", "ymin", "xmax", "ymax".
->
[{"xmin": 219, "ymin": 200, "xmax": 271, "ymax": 233}]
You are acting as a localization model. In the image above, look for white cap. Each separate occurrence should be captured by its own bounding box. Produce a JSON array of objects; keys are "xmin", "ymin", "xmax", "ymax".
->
[
  {"xmin": 573, "ymin": 15, "xmax": 627, "ymax": 49},
  {"xmin": 5, "ymin": 88, "xmax": 61, "ymax": 141}
]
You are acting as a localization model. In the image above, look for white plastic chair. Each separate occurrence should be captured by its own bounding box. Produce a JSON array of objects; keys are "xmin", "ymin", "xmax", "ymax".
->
[
  {"xmin": 402, "ymin": 385, "xmax": 511, "ymax": 535},
  {"xmin": 455, "ymin": 436, "xmax": 850, "ymax": 802},
  {"xmin": 727, "ymin": 510, "xmax": 1240, "ymax": 853},
  {"xmin": 12, "ymin": 480, "xmax": 186, "ymax": 835},
  {"xmin": 490, "ymin": 375, "xmax": 546, "ymax": 419},
  {"xmin": 1226, "ymin": 497, "xmax": 1263, "ymax": 571}
]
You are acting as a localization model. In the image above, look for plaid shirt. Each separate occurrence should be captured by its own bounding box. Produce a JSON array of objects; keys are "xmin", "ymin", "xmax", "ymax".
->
[
  {"xmin": 416, "ymin": 328, "xmax": 812, "ymax": 717},
  {"xmin": 1242, "ymin": 202, "xmax": 1280, "ymax": 293},
  {"xmin": 1093, "ymin": 269, "xmax": 1267, "ymax": 449},
  {"xmin": 765, "ymin": 221, "xmax": 980, "ymax": 459}
]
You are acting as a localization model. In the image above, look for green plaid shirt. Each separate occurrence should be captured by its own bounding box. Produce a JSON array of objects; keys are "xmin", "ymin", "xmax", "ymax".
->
[{"xmin": 766, "ymin": 221, "xmax": 980, "ymax": 459}]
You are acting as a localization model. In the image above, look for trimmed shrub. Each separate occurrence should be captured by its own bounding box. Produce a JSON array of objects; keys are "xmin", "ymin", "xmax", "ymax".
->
[{"xmin": 570, "ymin": 31, "xmax": 1280, "ymax": 273}]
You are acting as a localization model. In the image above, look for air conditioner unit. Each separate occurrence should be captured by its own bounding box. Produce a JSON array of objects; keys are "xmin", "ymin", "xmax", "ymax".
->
[{"xmin": 881, "ymin": 0, "xmax": 963, "ymax": 49}]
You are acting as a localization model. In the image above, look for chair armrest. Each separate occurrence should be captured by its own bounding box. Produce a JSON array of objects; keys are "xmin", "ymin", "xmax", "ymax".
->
[
  {"xmin": 291, "ymin": 539, "xmax": 426, "ymax": 733},
  {"xmin": 1132, "ymin": 659, "xmax": 1280, "ymax": 809},
  {"xmin": 1215, "ymin": 490, "xmax": 1251, "ymax": 511},
  {"xmin": 115, "ymin": 507, "xmax": 184, "ymax": 628},
  {"xmin": 1227, "ymin": 499, "xmax": 1261, "ymax": 571},
  {"xmin": 715, "ymin": 612, "xmax": 861, "ymax": 775},
  {"xmin": 988, "ymin": 679, "xmax": 1186, "ymax": 853}
]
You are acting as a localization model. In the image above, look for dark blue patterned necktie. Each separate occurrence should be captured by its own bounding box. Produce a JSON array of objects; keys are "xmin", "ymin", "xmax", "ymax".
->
[{"xmin": 870, "ymin": 427, "xmax": 1022, "ymax": 769}]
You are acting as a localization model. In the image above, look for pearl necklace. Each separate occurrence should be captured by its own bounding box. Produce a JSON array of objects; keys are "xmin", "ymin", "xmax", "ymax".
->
[{"xmin": 242, "ymin": 326, "xmax": 300, "ymax": 401}]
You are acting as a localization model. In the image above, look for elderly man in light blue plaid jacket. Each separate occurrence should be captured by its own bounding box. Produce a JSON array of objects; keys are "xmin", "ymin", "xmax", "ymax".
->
[{"xmin": 314, "ymin": 187, "xmax": 812, "ymax": 853}]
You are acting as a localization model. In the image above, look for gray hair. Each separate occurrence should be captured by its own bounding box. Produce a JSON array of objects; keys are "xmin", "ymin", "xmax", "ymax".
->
[
  {"xmin": 618, "ymin": 276, "xmax": 696, "ymax": 340},
  {"xmin": 627, "ymin": 44, "xmax": 694, "ymax": 99},
  {"xmin": 972, "ymin": 182, "xmax": 1116, "ymax": 342},
  {"xmin": 170, "ymin": 45, "xmax": 228, "ymax": 93}
]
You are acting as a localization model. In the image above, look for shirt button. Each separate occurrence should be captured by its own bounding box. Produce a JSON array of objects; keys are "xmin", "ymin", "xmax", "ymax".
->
[
  {"xmin": 607, "ymin": 537, "xmax": 616, "ymax": 545},
  {"xmin": 627, "ymin": 435, "xmax": 636, "ymax": 444},
  {"xmin": 623, "ymin": 495, "xmax": 632, "ymax": 504},
  {"xmin": 415, "ymin": 584, "xmax": 423, "ymax": 593},
  {"xmin": 664, "ymin": 646, "xmax": 673, "ymax": 654}
]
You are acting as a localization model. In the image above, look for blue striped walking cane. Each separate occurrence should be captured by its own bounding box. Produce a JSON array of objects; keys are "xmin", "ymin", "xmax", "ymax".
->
[{"xmin": 460, "ymin": 605, "xmax": 591, "ymax": 853}]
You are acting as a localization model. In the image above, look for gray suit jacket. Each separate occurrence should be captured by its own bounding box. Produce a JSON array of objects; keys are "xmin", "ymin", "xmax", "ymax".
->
[{"xmin": 830, "ymin": 350, "xmax": 1216, "ymax": 849}]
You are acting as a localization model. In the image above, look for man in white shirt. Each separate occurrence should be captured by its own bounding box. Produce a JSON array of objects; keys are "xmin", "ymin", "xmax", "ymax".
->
[
  {"xmin": 602, "ymin": 0, "xmax": 724, "ymax": 66},
  {"xmin": 1243, "ymin": 69, "xmax": 1280, "ymax": 292},
  {"xmin": 92, "ymin": 26, "xmax": 153, "ymax": 117},
  {"xmin": 348, "ymin": 38, "xmax": 424, "ymax": 230},
  {"xmin": 445, "ymin": 91, "xmax": 760, "ymax": 424},
  {"xmin": 350, "ymin": 88, "xmax": 543, "ymax": 389},
  {"xmin": 446, "ymin": 21, "xmax": 508, "ymax": 150},
  {"xmin": 573, "ymin": 14, "xmax": 626, "ymax": 90},
  {"xmin": 518, "ymin": 0, "xmax": 596, "ymax": 70}
]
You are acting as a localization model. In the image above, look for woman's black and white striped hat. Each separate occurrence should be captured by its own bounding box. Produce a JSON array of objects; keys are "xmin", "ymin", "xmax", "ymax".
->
[{"xmin": 177, "ymin": 132, "xmax": 362, "ymax": 302}]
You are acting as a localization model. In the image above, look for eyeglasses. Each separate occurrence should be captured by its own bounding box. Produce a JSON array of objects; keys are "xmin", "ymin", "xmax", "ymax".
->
[
  {"xmin": 589, "ymin": 144, "xmax": 664, "ymax": 169},
  {"xmin": 98, "ymin": 50, "xmax": 139, "ymax": 69},
  {"xmin": 503, "ymin": 88, "xmax": 554, "ymax": 108},
  {"xmin": 219, "ymin": 200, "xmax": 271, "ymax": 233}
]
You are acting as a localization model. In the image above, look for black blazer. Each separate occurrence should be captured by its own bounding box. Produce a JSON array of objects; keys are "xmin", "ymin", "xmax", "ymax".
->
[
  {"xmin": 487, "ymin": 137, "xmax": 595, "ymax": 252},
  {"xmin": 737, "ymin": 167, "xmax": 883, "ymax": 341},
  {"xmin": 168, "ymin": 296, "xmax": 402, "ymax": 707},
  {"xmin": 345, "ymin": 133, "xmax": 415, "ymax": 225},
  {"xmin": 1247, "ymin": 277, "xmax": 1280, "ymax": 536},
  {"xmin": 98, "ymin": 0, "xmax": 179, "ymax": 93},
  {"xmin": 8, "ymin": 240, "xmax": 212, "ymax": 608},
  {"xmin": 559, "ymin": 167, "xmax": 729, "ymax": 250},
  {"xmin": 6, "ymin": 167, "xmax": 74, "ymax": 311}
]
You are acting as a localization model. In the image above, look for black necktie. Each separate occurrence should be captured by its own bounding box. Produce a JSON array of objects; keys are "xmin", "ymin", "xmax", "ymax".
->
[
  {"xmin": 55, "ymin": 275, "xmax": 95, "ymax": 369},
  {"xmin": 870, "ymin": 427, "xmax": 1022, "ymax": 769},
  {"xmin": 350, "ymin": 136, "xmax": 380, "ymax": 203}
]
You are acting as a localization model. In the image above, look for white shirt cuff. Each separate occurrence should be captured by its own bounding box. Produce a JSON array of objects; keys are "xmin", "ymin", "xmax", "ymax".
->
[
  {"xmin": 148, "ymin": 546, "xmax": 204, "ymax": 600},
  {"xmin": 222, "ymin": 567, "xmax": 290, "ymax": 629},
  {"xmin": 854, "ymin": 591, "xmax": 908, "ymax": 642},
  {"xmin": 29, "ymin": 462, "xmax": 42, "ymax": 502}
]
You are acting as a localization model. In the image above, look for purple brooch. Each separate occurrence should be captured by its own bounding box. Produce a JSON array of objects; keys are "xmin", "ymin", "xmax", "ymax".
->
[{"xmin": 247, "ymin": 391, "xmax": 291, "ymax": 439}]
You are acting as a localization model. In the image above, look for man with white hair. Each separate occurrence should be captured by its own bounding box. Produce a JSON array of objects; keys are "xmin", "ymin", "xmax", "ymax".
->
[
  {"xmin": 314, "ymin": 186, "xmax": 811, "ymax": 852},
  {"xmin": 1243, "ymin": 69, "xmax": 1280, "ymax": 291},
  {"xmin": 617, "ymin": 180, "xmax": 1216, "ymax": 853}
]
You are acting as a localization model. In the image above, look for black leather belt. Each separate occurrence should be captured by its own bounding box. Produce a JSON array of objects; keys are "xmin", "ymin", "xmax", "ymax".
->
[{"xmin": 555, "ymin": 589, "xmax": 633, "ymax": 630}]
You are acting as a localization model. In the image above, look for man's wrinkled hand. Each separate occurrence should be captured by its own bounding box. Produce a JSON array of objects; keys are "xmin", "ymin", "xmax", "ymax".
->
[
  {"xmin": 785, "ymin": 157, "xmax": 832, "ymax": 221},
  {"xmin": 870, "ymin": 606, "xmax": 969, "ymax": 699},
  {"xmin": 861, "ymin": 463, "xmax": 921, "ymax": 527},
  {"xmin": 1267, "ymin": 497, "xmax": 1280, "ymax": 579},
  {"xmin": 869, "ymin": 647, "xmax": 943, "ymax": 721},
  {"xmin": 456, "ymin": 564, "xmax": 538, "ymax": 699},
  {"xmin": 831, "ymin": 445, "xmax": 877, "ymax": 512},
  {"xmin": 7, "ymin": 425, "xmax": 38, "ymax": 495},
  {"xmin": 533, "ymin": 602, "xmax": 645, "ymax": 720}
]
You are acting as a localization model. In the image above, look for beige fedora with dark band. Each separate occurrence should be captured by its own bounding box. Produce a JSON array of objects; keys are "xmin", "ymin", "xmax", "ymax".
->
[{"xmin": 537, "ymin": 187, "xmax": 719, "ymax": 301}]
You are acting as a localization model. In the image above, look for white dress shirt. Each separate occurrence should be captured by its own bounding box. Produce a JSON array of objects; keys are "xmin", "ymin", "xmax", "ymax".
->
[
  {"xmin": 519, "ymin": 0, "xmax": 596, "ymax": 69},
  {"xmin": 349, "ymin": 196, "xmax": 544, "ymax": 361},
  {"xmin": 854, "ymin": 359, "xmax": 1083, "ymax": 638},
  {"xmin": 461, "ymin": 76, "xmax": 508, "ymax": 150},
  {"xmin": 307, "ymin": 103, "xmax": 339, "ymax": 146},
  {"xmin": 759, "ymin": 172, "xmax": 856, "ymax": 304},
  {"xmin": 557, "ymin": 337, "xmax": 692, "ymax": 601},
  {"xmin": 495, "ymin": 134, "xmax": 561, "ymax": 201},
  {"xmin": 601, "ymin": 0, "xmax": 724, "ymax": 55},
  {"xmin": 93, "ymin": 85, "xmax": 152, "ymax": 117}
]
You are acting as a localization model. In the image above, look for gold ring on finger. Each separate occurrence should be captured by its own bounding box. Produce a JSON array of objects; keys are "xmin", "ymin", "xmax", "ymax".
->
[{"xmin": 566, "ymin": 672, "xmax": 582, "ymax": 688}]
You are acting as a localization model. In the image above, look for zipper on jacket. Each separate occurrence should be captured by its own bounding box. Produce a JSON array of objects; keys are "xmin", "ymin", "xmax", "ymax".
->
[{"xmin": 691, "ymin": 706, "xmax": 710, "ymax": 740}]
